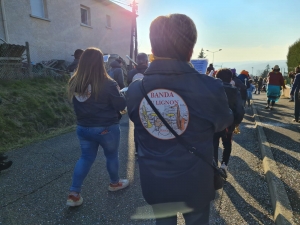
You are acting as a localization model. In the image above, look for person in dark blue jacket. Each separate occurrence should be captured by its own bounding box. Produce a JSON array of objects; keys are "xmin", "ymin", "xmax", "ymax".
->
[
  {"xmin": 66, "ymin": 48, "xmax": 129, "ymax": 207},
  {"xmin": 290, "ymin": 65, "xmax": 300, "ymax": 123},
  {"xmin": 127, "ymin": 53, "xmax": 148, "ymax": 85},
  {"xmin": 67, "ymin": 49, "xmax": 84, "ymax": 73},
  {"xmin": 237, "ymin": 70, "xmax": 250, "ymax": 106},
  {"xmin": 127, "ymin": 14, "xmax": 233, "ymax": 225},
  {"xmin": 108, "ymin": 59, "xmax": 125, "ymax": 89},
  {"xmin": 214, "ymin": 69, "xmax": 245, "ymax": 174},
  {"xmin": 127, "ymin": 53, "xmax": 149, "ymax": 156}
]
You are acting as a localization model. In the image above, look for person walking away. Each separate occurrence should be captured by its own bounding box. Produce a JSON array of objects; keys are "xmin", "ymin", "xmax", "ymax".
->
[
  {"xmin": 127, "ymin": 53, "xmax": 148, "ymax": 85},
  {"xmin": 265, "ymin": 65, "xmax": 285, "ymax": 110},
  {"xmin": 289, "ymin": 71, "xmax": 296, "ymax": 102},
  {"xmin": 67, "ymin": 48, "xmax": 129, "ymax": 207},
  {"xmin": 67, "ymin": 49, "xmax": 84, "ymax": 74},
  {"xmin": 206, "ymin": 63, "xmax": 215, "ymax": 75},
  {"xmin": 127, "ymin": 53, "xmax": 149, "ymax": 156},
  {"xmin": 257, "ymin": 77, "xmax": 263, "ymax": 94},
  {"xmin": 127, "ymin": 14, "xmax": 233, "ymax": 225},
  {"xmin": 214, "ymin": 69, "xmax": 244, "ymax": 174},
  {"xmin": 247, "ymin": 80, "xmax": 256, "ymax": 107},
  {"xmin": 290, "ymin": 66, "xmax": 300, "ymax": 123},
  {"xmin": 237, "ymin": 70, "xmax": 250, "ymax": 107},
  {"xmin": 107, "ymin": 59, "xmax": 125, "ymax": 89},
  {"xmin": 0, "ymin": 153, "xmax": 12, "ymax": 172},
  {"xmin": 0, "ymin": 97, "xmax": 13, "ymax": 172}
]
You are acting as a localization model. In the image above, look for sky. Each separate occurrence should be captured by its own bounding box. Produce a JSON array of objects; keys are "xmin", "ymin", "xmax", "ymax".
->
[{"xmin": 115, "ymin": 0, "xmax": 300, "ymax": 66}]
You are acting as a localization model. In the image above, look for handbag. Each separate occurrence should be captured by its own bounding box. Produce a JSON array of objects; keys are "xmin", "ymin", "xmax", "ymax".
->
[{"xmin": 139, "ymin": 81, "xmax": 227, "ymax": 190}]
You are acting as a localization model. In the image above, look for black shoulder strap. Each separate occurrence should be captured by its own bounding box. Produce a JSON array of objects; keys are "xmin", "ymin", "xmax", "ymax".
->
[{"xmin": 138, "ymin": 80, "xmax": 227, "ymax": 179}]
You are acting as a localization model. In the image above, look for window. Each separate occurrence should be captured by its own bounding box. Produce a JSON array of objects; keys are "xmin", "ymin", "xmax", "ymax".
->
[
  {"xmin": 106, "ymin": 15, "xmax": 111, "ymax": 28},
  {"xmin": 81, "ymin": 6, "xmax": 91, "ymax": 26},
  {"xmin": 30, "ymin": 0, "xmax": 47, "ymax": 18}
]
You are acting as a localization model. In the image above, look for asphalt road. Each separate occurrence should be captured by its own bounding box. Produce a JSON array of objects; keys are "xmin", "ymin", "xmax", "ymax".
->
[
  {"xmin": 253, "ymin": 93, "xmax": 300, "ymax": 224},
  {"xmin": 0, "ymin": 111, "xmax": 274, "ymax": 225}
]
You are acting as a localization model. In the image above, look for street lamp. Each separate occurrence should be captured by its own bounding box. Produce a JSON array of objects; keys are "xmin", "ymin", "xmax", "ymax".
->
[{"xmin": 206, "ymin": 49, "xmax": 222, "ymax": 64}]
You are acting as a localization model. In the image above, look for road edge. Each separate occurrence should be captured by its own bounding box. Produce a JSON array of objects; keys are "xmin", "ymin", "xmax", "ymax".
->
[{"xmin": 252, "ymin": 102, "xmax": 295, "ymax": 225}]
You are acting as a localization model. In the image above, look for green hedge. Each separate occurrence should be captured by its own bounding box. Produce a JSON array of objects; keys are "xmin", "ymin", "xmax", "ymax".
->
[
  {"xmin": 0, "ymin": 76, "xmax": 76, "ymax": 152},
  {"xmin": 287, "ymin": 38, "xmax": 300, "ymax": 72}
]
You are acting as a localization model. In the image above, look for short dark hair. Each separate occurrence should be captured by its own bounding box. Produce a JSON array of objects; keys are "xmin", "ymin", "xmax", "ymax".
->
[
  {"xmin": 215, "ymin": 68, "xmax": 233, "ymax": 83},
  {"xmin": 137, "ymin": 53, "xmax": 148, "ymax": 65},
  {"xmin": 73, "ymin": 49, "xmax": 84, "ymax": 59},
  {"xmin": 150, "ymin": 14, "xmax": 197, "ymax": 61},
  {"xmin": 249, "ymin": 79, "xmax": 253, "ymax": 83}
]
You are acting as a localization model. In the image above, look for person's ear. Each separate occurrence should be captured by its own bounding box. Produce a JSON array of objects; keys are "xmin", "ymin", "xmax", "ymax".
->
[{"xmin": 187, "ymin": 50, "xmax": 193, "ymax": 61}]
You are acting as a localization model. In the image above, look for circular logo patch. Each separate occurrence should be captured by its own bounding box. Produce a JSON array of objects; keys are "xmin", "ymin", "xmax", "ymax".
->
[{"xmin": 139, "ymin": 89, "xmax": 189, "ymax": 140}]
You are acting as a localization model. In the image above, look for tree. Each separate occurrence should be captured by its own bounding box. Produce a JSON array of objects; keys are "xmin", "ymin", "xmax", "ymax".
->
[
  {"xmin": 198, "ymin": 48, "xmax": 206, "ymax": 58},
  {"xmin": 260, "ymin": 64, "xmax": 270, "ymax": 78},
  {"xmin": 287, "ymin": 38, "xmax": 300, "ymax": 72}
]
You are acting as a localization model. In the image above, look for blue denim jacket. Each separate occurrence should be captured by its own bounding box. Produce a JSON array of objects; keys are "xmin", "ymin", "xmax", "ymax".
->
[{"xmin": 127, "ymin": 60, "xmax": 233, "ymax": 209}]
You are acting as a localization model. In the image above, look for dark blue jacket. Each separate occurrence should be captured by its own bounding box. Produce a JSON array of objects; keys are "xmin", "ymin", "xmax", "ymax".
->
[
  {"xmin": 237, "ymin": 74, "xmax": 250, "ymax": 88},
  {"xmin": 222, "ymin": 82, "xmax": 245, "ymax": 126},
  {"xmin": 126, "ymin": 60, "xmax": 233, "ymax": 209},
  {"xmin": 127, "ymin": 64, "xmax": 148, "ymax": 85},
  {"xmin": 67, "ymin": 59, "xmax": 79, "ymax": 72},
  {"xmin": 108, "ymin": 61, "xmax": 125, "ymax": 89},
  {"xmin": 291, "ymin": 73, "xmax": 300, "ymax": 96},
  {"xmin": 73, "ymin": 79, "xmax": 126, "ymax": 127}
]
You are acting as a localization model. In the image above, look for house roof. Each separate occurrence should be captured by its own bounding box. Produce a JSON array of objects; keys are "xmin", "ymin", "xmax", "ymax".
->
[{"xmin": 96, "ymin": 0, "xmax": 132, "ymax": 13}]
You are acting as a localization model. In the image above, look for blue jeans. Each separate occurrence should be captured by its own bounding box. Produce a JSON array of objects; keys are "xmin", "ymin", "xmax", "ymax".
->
[
  {"xmin": 70, "ymin": 124, "xmax": 120, "ymax": 193},
  {"xmin": 295, "ymin": 92, "xmax": 300, "ymax": 121}
]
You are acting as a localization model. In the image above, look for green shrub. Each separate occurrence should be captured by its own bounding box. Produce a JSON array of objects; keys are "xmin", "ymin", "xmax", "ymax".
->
[
  {"xmin": 0, "ymin": 77, "xmax": 76, "ymax": 152},
  {"xmin": 287, "ymin": 38, "xmax": 300, "ymax": 71}
]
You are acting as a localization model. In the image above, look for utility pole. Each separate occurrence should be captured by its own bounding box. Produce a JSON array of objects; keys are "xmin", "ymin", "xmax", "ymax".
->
[{"xmin": 129, "ymin": 0, "xmax": 138, "ymax": 68}]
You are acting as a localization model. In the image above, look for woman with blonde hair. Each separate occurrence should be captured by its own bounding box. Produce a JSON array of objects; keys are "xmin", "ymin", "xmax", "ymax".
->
[{"xmin": 67, "ymin": 48, "xmax": 129, "ymax": 207}]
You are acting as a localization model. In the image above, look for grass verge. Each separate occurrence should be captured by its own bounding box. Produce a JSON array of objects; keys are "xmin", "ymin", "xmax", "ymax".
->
[{"xmin": 0, "ymin": 75, "xmax": 76, "ymax": 153}]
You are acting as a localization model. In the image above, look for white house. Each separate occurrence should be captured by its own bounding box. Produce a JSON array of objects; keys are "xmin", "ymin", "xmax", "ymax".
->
[{"xmin": 0, "ymin": 0, "xmax": 132, "ymax": 63}]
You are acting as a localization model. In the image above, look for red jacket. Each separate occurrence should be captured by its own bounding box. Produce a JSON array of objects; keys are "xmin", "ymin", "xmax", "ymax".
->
[{"xmin": 268, "ymin": 72, "xmax": 285, "ymax": 86}]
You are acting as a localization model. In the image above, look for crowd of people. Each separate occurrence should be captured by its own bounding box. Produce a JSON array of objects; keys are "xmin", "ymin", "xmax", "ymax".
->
[
  {"xmin": 65, "ymin": 13, "xmax": 242, "ymax": 224},
  {"xmin": 1, "ymin": 12, "xmax": 299, "ymax": 225},
  {"xmin": 206, "ymin": 64, "xmax": 300, "ymax": 122},
  {"xmin": 63, "ymin": 13, "xmax": 300, "ymax": 225}
]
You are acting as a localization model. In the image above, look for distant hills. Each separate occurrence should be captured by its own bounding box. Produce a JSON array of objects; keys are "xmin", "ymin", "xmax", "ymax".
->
[{"xmin": 213, "ymin": 60, "xmax": 288, "ymax": 76}]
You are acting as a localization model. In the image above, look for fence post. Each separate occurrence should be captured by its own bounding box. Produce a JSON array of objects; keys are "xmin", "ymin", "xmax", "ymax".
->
[{"xmin": 25, "ymin": 42, "xmax": 32, "ymax": 78}]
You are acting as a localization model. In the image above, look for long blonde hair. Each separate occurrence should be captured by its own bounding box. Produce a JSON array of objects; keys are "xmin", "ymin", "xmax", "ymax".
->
[{"xmin": 68, "ymin": 48, "xmax": 111, "ymax": 101}]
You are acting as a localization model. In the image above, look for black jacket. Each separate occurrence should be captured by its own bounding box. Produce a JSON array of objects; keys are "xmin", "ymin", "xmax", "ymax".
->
[
  {"xmin": 67, "ymin": 59, "xmax": 79, "ymax": 72},
  {"xmin": 73, "ymin": 79, "xmax": 126, "ymax": 127},
  {"xmin": 127, "ymin": 64, "xmax": 148, "ymax": 85},
  {"xmin": 127, "ymin": 60, "xmax": 233, "ymax": 209},
  {"xmin": 233, "ymin": 76, "xmax": 247, "ymax": 100},
  {"xmin": 222, "ymin": 82, "xmax": 245, "ymax": 129},
  {"xmin": 108, "ymin": 61, "xmax": 125, "ymax": 89}
]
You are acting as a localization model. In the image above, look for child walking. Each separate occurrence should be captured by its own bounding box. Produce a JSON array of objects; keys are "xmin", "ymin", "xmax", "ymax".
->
[{"xmin": 247, "ymin": 80, "xmax": 256, "ymax": 107}]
